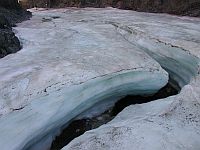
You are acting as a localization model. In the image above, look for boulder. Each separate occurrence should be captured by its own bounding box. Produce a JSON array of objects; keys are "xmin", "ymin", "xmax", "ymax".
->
[
  {"xmin": 0, "ymin": 0, "xmax": 31, "ymax": 58},
  {"xmin": 0, "ymin": 29, "xmax": 21, "ymax": 58}
]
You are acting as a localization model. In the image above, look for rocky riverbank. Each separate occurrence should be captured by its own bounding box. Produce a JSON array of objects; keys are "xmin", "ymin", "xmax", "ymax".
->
[{"xmin": 0, "ymin": 0, "xmax": 31, "ymax": 58}]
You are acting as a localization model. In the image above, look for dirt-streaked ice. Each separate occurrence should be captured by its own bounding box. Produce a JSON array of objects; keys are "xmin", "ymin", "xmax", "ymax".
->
[
  {"xmin": 0, "ymin": 8, "xmax": 169, "ymax": 150},
  {"xmin": 0, "ymin": 7, "xmax": 200, "ymax": 150},
  {"xmin": 60, "ymin": 8, "xmax": 200, "ymax": 150}
]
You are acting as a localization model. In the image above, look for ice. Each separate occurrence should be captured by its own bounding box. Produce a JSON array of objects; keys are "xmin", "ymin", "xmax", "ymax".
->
[
  {"xmin": 61, "ymin": 8, "xmax": 200, "ymax": 150},
  {"xmin": 0, "ymin": 8, "xmax": 169, "ymax": 150},
  {"xmin": 1, "ymin": 7, "xmax": 200, "ymax": 150}
]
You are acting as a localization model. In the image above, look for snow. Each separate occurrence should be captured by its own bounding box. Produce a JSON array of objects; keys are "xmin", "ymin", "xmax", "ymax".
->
[
  {"xmin": 63, "ymin": 79, "xmax": 200, "ymax": 150},
  {"xmin": 0, "ymin": 8, "xmax": 169, "ymax": 150},
  {"xmin": 60, "ymin": 8, "xmax": 200, "ymax": 150},
  {"xmin": 0, "ymin": 7, "xmax": 200, "ymax": 150}
]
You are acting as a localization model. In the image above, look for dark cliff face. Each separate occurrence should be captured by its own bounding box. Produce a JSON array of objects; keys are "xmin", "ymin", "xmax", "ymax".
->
[
  {"xmin": 0, "ymin": 0, "xmax": 21, "ymax": 10},
  {"xmin": 26, "ymin": 0, "xmax": 200, "ymax": 17},
  {"xmin": 119, "ymin": 0, "xmax": 200, "ymax": 17},
  {"xmin": 0, "ymin": 0, "xmax": 31, "ymax": 58}
]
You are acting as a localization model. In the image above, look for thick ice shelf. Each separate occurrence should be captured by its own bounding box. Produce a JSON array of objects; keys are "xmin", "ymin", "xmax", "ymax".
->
[
  {"xmin": 0, "ymin": 70, "xmax": 167, "ymax": 150},
  {"xmin": 60, "ymin": 8, "xmax": 200, "ymax": 150},
  {"xmin": 0, "ymin": 8, "xmax": 169, "ymax": 150},
  {"xmin": 0, "ymin": 8, "xmax": 200, "ymax": 150}
]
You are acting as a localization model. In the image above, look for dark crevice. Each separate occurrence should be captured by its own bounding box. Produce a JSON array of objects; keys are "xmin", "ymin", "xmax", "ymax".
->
[
  {"xmin": 112, "ymin": 81, "xmax": 179, "ymax": 116},
  {"xmin": 10, "ymin": 106, "xmax": 25, "ymax": 111},
  {"xmin": 50, "ymin": 77, "xmax": 180, "ymax": 150}
]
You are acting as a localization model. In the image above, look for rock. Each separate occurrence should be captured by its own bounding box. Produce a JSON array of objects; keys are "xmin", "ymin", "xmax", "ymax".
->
[
  {"xmin": 0, "ymin": 14, "xmax": 20, "ymax": 58},
  {"xmin": 0, "ymin": 15, "xmax": 11, "ymax": 29},
  {"xmin": 0, "ymin": 29, "xmax": 21, "ymax": 58},
  {"xmin": 0, "ymin": 0, "xmax": 21, "ymax": 10},
  {"xmin": 0, "ymin": 0, "xmax": 31, "ymax": 58}
]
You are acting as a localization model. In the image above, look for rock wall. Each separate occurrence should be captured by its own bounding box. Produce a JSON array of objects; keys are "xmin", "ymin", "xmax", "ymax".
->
[
  {"xmin": 0, "ymin": 0, "xmax": 31, "ymax": 58},
  {"xmin": 120, "ymin": 0, "xmax": 200, "ymax": 16},
  {"xmin": 0, "ymin": 0, "xmax": 21, "ymax": 10},
  {"xmin": 0, "ymin": 15, "xmax": 21, "ymax": 58},
  {"xmin": 24, "ymin": 0, "xmax": 200, "ymax": 17}
]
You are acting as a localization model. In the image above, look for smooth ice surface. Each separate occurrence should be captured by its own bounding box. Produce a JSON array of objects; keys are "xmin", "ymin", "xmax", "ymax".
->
[{"xmin": 0, "ymin": 8, "xmax": 169, "ymax": 150}]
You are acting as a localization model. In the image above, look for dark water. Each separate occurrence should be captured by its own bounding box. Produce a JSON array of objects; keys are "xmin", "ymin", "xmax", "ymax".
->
[{"xmin": 50, "ymin": 80, "xmax": 180, "ymax": 150}]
